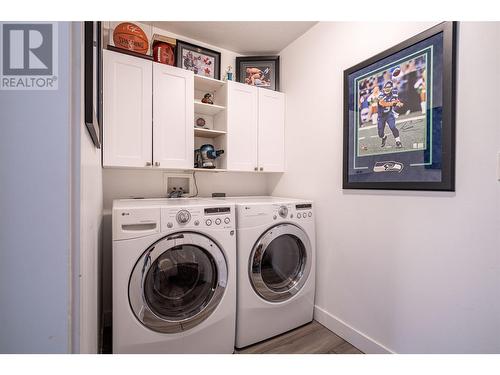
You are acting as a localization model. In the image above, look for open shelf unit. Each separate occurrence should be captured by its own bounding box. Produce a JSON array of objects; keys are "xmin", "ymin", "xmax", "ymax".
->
[{"xmin": 193, "ymin": 75, "xmax": 228, "ymax": 170}]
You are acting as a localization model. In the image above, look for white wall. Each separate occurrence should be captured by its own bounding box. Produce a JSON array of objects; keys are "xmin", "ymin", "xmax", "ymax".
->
[
  {"xmin": 270, "ymin": 22, "xmax": 500, "ymax": 353},
  {"xmin": 0, "ymin": 22, "xmax": 73, "ymax": 353},
  {"xmin": 102, "ymin": 169, "xmax": 269, "ymax": 209},
  {"xmin": 79, "ymin": 117, "xmax": 103, "ymax": 354},
  {"xmin": 76, "ymin": 23, "xmax": 104, "ymax": 353},
  {"xmin": 0, "ymin": 21, "xmax": 102, "ymax": 355}
]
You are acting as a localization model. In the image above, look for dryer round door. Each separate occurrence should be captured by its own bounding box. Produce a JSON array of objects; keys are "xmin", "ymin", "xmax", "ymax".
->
[
  {"xmin": 129, "ymin": 232, "xmax": 228, "ymax": 334},
  {"xmin": 249, "ymin": 224, "xmax": 312, "ymax": 303}
]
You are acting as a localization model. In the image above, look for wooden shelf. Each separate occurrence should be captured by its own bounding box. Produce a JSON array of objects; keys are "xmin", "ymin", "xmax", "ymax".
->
[
  {"xmin": 194, "ymin": 100, "xmax": 226, "ymax": 116},
  {"xmin": 194, "ymin": 75, "xmax": 225, "ymax": 92},
  {"xmin": 194, "ymin": 128, "xmax": 227, "ymax": 138}
]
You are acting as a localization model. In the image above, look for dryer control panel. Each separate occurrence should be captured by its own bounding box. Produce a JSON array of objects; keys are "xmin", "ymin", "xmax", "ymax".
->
[
  {"xmin": 293, "ymin": 203, "xmax": 314, "ymax": 220},
  {"xmin": 237, "ymin": 201, "xmax": 314, "ymax": 228},
  {"xmin": 161, "ymin": 206, "xmax": 234, "ymax": 231},
  {"xmin": 271, "ymin": 203, "xmax": 313, "ymax": 221}
]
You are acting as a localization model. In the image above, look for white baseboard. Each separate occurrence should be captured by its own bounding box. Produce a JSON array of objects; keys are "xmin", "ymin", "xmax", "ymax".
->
[{"xmin": 314, "ymin": 305, "xmax": 394, "ymax": 354}]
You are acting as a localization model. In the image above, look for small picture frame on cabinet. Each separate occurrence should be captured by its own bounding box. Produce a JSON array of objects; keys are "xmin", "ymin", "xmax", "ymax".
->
[{"xmin": 236, "ymin": 56, "xmax": 280, "ymax": 91}]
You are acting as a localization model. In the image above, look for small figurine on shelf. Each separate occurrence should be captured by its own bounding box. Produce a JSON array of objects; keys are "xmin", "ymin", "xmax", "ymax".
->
[
  {"xmin": 201, "ymin": 93, "xmax": 214, "ymax": 105},
  {"xmin": 195, "ymin": 117, "xmax": 206, "ymax": 128},
  {"xmin": 224, "ymin": 65, "xmax": 233, "ymax": 81}
]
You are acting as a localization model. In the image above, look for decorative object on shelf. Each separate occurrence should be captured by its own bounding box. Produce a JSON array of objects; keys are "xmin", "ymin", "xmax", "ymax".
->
[
  {"xmin": 224, "ymin": 65, "xmax": 233, "ymax": 81},
  {"xmin": 201, "ymin": 93, "xmax": 214, "ymax": 104},
  {"xmin": 84, "ymin": 21, "xmax": 102, "ymax": 148},
  {"xmin": 112, "ymin": 22, "xmax": 149, "ymax": 55},
  {"xmin": 195, "ymin": 117, "xmax": 207, "ymax": 128},
  {"xmin": 176, "ymin": 40, "xmax": 221, "ymax": 79},
  {"xmin": 194, "ymin": 149, "xmax": 201, "ymax": 168},
  {"xmin": 236, "ymin": 56, "xmax": 280, "ymax": 91},
  {"xmin": 193, "ymin": 149, "xmax": 202, "ymax": 168},
  {"xmin": 194, "ymin": 144, "xmax": 225, "ymax": 169},
  {"xmin": 343, "ymin": 22, "xmax": 456, "ymax": 191},
  {"xmin": 152, "ymin": 34, "xmax": 176, "ymax": 66},
  {"xmin": 153, "ymin": 42, "xmax": 175, "ymax": 65}
]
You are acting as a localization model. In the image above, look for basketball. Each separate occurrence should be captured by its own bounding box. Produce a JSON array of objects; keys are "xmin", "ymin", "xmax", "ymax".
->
[{"xmin": 113, "ymin": 22, "xmax": 149, "ymax": 55}]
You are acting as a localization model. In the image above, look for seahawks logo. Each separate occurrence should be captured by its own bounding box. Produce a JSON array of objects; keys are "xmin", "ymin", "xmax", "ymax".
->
[{"xmin": 373, "ymin": 161, "xmax": 404, "ymax": 173}]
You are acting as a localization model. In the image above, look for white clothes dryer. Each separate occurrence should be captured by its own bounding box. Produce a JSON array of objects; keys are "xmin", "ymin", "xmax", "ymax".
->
[{"xmin": 219, "ymin": 196, "xmax": 316, "ymax": 348}]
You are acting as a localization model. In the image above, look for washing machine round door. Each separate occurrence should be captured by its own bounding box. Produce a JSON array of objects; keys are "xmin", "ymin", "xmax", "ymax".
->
[
  {"xmin": 129, "ymin": 232, "xmax": 228, "ymax": 333},
  {"xmin": 249, "ymin": 224, "xmax": 312, "ymax": 302}
]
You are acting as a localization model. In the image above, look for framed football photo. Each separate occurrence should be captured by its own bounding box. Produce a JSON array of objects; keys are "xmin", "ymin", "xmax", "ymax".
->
[
  {"xmin": 343, "ymin": 22, "xmax": 456, "ymax": 191},
  {"xmin": 236, "ymin": 56, "xmax": 280, "ymax": 91}
]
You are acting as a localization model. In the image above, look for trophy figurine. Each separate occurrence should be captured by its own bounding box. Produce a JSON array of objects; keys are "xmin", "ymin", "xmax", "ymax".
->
[{"xmin": 224, "ymin": 65, "xmax": 233, "ymax": 81}]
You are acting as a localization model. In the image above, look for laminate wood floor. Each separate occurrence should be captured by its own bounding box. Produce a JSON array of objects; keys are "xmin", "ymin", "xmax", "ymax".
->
[
  {"xmin": 101, "ymin": 320, "xmax": 363, "ymax": 354},
  {"xmin": 235, "ymin": 320, "xmax": 363, "ymax": 354}
]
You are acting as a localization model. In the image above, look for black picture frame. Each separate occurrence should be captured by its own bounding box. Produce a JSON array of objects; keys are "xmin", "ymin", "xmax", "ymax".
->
[
  {"xmin": 235, "ymin": 56, "xmax": 280, "ymax": 91},
  {"xmin": 84, "ymin": 21, "xmax": 102, "ymax": 148},
  {"xmin": 175, "ymin": 40, "xmax": 221, "ymax": 80},
  {"xmin": 343, "ymin": 22, "xmax": 456, "ymax": 191}
]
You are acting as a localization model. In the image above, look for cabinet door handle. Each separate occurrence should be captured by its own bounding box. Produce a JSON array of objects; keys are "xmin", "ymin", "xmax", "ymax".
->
[
  {"xmin": 155, "ymin": 162, "xmax": 160, "ymax": 167},
  {"xmin": 254, "ymin": 167, "xmax": 258, "ymax": 171},
  {"xmin": 260, "ymin": 167, "xmax": 264, "ymax": 171},
  {"xmin": 146, "ymin": 161, "xmax": 152, "ymax": 166}
]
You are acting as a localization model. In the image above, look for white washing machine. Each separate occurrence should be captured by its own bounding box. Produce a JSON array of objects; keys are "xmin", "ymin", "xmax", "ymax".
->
[
  {"xmin": 220, "ymin": 196, "xmax": 316, "ymax": 348},
  {"xmin": 112, "ymin": 198, "xmax": 236, "ymax": 353}
]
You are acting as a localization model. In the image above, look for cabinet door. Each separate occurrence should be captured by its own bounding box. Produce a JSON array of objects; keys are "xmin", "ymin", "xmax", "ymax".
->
[
  {"xmin": 153, "ymin": 64, "xmax": 194, "ymax": 169},
  {"xmin": 258, "ymin": 89, "xmax": 285, "ymax": 172},
  {"xmin": 103, "ymin": 50, "xmax": 152, "ymax": 167},
  {"xmin": 226, "ymin": 81, "xmax": 258, "ymax": 171}
]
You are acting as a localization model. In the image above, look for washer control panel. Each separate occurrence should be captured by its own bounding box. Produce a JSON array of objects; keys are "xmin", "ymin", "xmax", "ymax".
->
[
  {"xmin": 278, "ymin": 205, "xmax": 288, "ymax": 218},
  {"xmin": 162, "ymin": 205, "xmax": 234, "ymax": 231},
  {"xmin": 176, "ymin": 210, "xmax": 191, "ymax": 224}
]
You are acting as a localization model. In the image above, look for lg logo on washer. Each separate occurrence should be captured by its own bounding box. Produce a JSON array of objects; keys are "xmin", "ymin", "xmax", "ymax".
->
[{"xmin": 0, "ymin": 22, "xmax": 58, "ymax": 90}]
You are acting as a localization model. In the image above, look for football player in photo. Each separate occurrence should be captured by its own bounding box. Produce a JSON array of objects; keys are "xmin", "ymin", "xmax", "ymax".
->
[{"xmin": 377, "ymin": 80, "xmax": 404, "ymax": 148}]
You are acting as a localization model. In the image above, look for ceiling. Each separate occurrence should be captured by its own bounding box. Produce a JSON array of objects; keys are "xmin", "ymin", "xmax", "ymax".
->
[{"xmin": 148, "ymin": 22, "xmax": 317, "ymax": 55}]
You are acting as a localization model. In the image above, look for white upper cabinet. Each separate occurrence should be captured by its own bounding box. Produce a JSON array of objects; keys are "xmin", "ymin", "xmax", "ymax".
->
[
  {"xmin": 258, "ymin": 89, "xmax": 285, "ymax": 172},
  {"xmin": 226, "ymin": 81, "xmax": 285, "ymax": 173},
  {"xmin": 103, "ymin": 49, "xmax": 284, "ymax": 173},
  {"xmin": 103, "ymin": 49, "xmax": 152, "ymax": 168},
  {"xmin": 153, "ymin": 64, "xmax": 194, "ymax": 169},
  {"xmin": 226, "ymin": 81, "xmax": 258, "ymax": 171}
]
